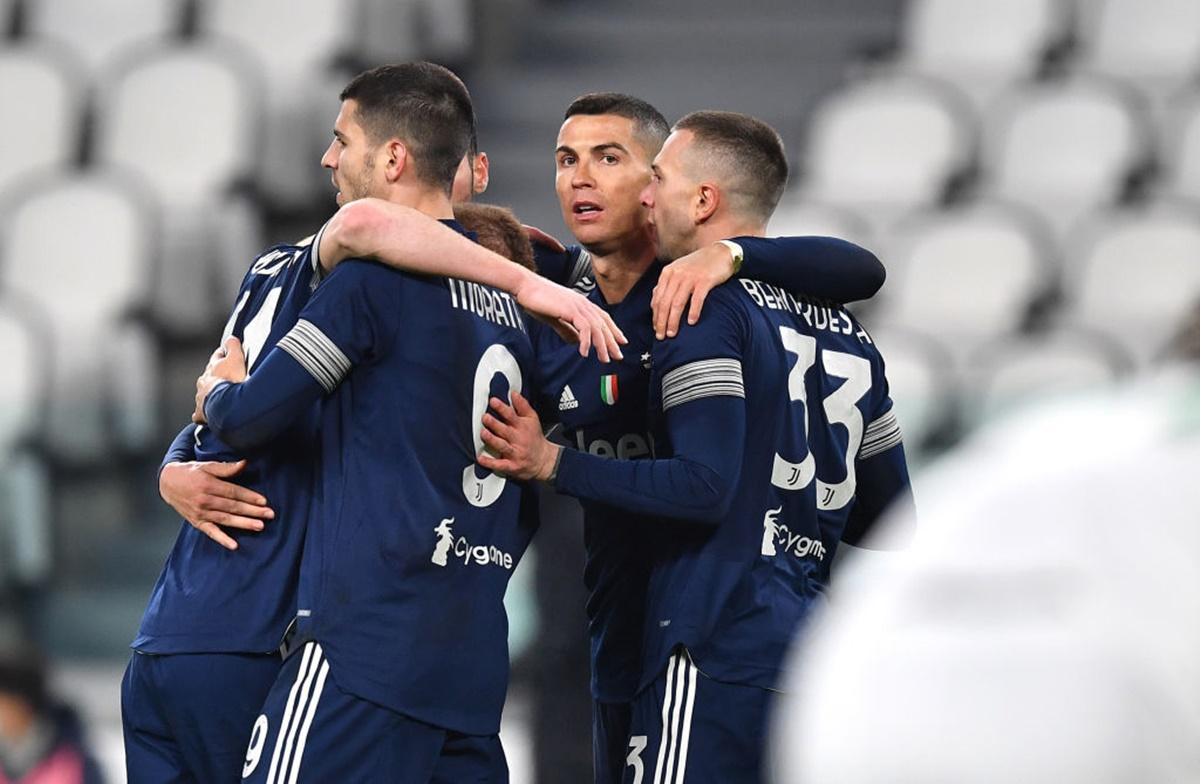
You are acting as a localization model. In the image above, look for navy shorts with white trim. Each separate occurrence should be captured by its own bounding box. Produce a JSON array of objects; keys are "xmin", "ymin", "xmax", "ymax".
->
[
  {"xmin": 122, "ymin": 650, "xmax": 282, "ymax": 784},
  {"xmin": 593, "ymin": 699, "xmax": 633, "ymax": 784},
  {"xmin": 240, "ymin": 641, "xmax": 508, "ymax": 783},
  {"xmin": 622, "ymin": 648, "xmax": 773, "ymax": 784}
]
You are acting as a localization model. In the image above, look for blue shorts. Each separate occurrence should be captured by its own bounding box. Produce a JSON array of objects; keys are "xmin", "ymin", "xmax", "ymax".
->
[
  {"xmin": 122, "ymin": 650, "xmax": 282, "ymax": 783},
  {"xmin": 593, "ymin": 699, "xmax": 633, "ymax": 784},
  {"xmin": 623, "ymin": 648, "xmax": 772, "ymax": 784},
  {"xmin": 242, "ymin": 641, "xmax": 508, "ymax": 783}
]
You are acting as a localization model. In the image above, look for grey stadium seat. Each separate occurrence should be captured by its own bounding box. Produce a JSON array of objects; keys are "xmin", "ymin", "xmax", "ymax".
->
[{"xmin": 0, "ymin": 173, "xmax": 160, "ymax": 463}]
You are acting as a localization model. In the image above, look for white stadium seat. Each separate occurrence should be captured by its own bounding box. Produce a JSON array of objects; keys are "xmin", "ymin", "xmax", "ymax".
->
[
  {"xmin": 982, "ymin": 78, "xmax": 1149, "ymax": 240},
  {"xmin": 865, "ymin": 325, "xmax": 960, "ymax": 459},
  {"xmin": 0, "ymin": 44, "xmax": 84, "ymax": 193},
  {"xmin": 1162, "ymin": 92, "xmax": 1200, "ymax": 204},
  {"xmin": 0, "ymin": 174, "xmax": 160, "ymax": 463},
  {"xmin": 767, "ymin": 198, "xmax": 875, "ymax": 250},
  {"xmin": 24, "ymin": 0, "xmax": 186, "ymax": 71},
  {"xmin": 877, "ymin": 203, "xmax": 1055, "ymax": 357},
  {"xmin": 93, "ymin": 43, "xmax": 264, "ymax": 334},
  {"xmin": 1076, "ymin": 0, "xmax": 1200, "ymax": 115},
  {"xmin": 898, "ymin": 0, "xmax": 1067, "ymax": 110},
  {"xmin": 197, "ymin": 0, "xmax": 357, "ymax": 208},
  {"xmin": 1062, "ymin": 206, "xmax": 1200, "ymax": 362},
  {"xmin": 800, "ymin": 74, "xmax": 975, "ymax": 232},
  {"xmin": 968, "ymin": 328, "xmax": 1130, "ymax": 424},
  {"xmin": 0, "ymin": 301, "xmax": 52, "ymax": 585}
]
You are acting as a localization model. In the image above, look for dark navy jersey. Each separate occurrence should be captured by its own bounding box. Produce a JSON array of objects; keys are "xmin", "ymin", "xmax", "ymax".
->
[
  {"xmin": 214, "ymin": 222, "xmax": 540, "ymax": 736},
  {"xmin": 528, "ymin": 236, "xmax": 886, "ymax": 703},
  {"xmin": 133, "ymin": 230, "xmax": 325, "ymax": 654},
  {"xmin": 529, "ymin": 263, "xmax": 663, "ymax": 704},
  {"xmin": 640, "ymin": 278, "xmax": 910, "ymax": 691},
  {"xmin": 532, "ymin": 243, "xmax": 595, "ymax": 294}
]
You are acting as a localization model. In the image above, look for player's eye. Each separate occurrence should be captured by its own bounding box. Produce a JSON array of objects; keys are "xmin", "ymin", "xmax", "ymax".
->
[
  {"xmin": 601, "ymin": 154, "xmax": 619, "ymax": 165},
  {"xmin": 558, "ymin": 154, "xmax": 576, "ymax": 167}
]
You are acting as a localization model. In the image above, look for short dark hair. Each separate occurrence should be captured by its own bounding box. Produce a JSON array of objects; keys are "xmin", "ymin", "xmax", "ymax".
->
[
  {"xmin": 564, "ymin": 92, "xmax": 670, "ymax": 157},
  {"xmin": 340, "ymin": 62, "xmax": 475, "ymax": 195},
  {"xmin": 673, "ymin": 110, "xmax": 789, "ymax": 222},
  {"xmin": 453, "ymin": 203, "xmax": 536, "ymax": 272}
]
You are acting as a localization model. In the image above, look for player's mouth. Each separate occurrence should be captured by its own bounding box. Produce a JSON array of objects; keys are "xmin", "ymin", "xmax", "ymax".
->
[{"xmin": 572, "ymin": 201, "xmax": 604, "ymax": 223}]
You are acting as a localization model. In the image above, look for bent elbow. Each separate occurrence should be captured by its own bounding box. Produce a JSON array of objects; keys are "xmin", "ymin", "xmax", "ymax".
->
[{"xmin": 328, "ymin": 199, "xmax": 388, "ymax": 258}]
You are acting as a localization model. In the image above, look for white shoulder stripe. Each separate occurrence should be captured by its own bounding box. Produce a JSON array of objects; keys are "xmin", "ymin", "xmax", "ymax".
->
[
  {"xmin": 662, "ymin": 358, "xmax": 744, "ymax": 412},
  {"xmin": 277, "ymin": 319, "xmax": 351, "ymax": 393},
  {"xmin": 859, "ymin": 409, "xmax": 903, "ymax": 459}
]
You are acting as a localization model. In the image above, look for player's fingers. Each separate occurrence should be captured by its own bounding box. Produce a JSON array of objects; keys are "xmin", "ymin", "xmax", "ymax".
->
[
  {"xmin": 198, "ymin": 474, "xmax": 270, "ymax": 509},
  {"xmin": 522, "ymin": 225, "xmax": 565, "ymax": 253},
  {"xmin": 202, "ymin": 459, "xmax": 248, "ymax": 478},
  {"xmin": 549, "ymin": 318, "xmax": 580, "ymax": 346},
  {"xmin": 488, "ymin": 397, "xmax": 519, "ymax": 424},
  {"xmin": 205, "ymin": 496, "xmax": 274, "ymax": 521},
  {"xmin": 476, "ymin": 451, "xmax": 508, "ymax": 473},
  {"xmin": 511, "ymin": 390, "xmax": 535, "ymax": 417},
  {"xmin": 600, "ymin": 309, "xmax": 628, "ymax": 362},
  {"xmin": 686, "ymin": 284, "xmax": 711, "ymax": 327},
  {"xmin": 576, "ymin": 313, "xmax": 597, "ymax": 360},
  {"xmin": 197, "ymin": 522, "xmax": 238, "ymax": 551},
  {"xmin": 654, "ymin": 276, "xmax": 683, "ymax": 339},
  {"xmin": 207, "ymin": 511, "xmax": 266, "ymax": 532},
  {"xmin": 665, "ymin": 290, "xmax": 688, "ymax": 338},
  {"xmin": 480, "ymin": 413, "xmax": 516, "ymax": 444}
]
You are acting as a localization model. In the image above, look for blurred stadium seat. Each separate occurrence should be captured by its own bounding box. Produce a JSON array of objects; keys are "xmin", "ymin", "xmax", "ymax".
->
[
  {"xmin": 23, "ymin": 0, "xmax": 186, "ymax": 71},
  {"xmin": 0, "ymin": 299, "xmax": 52, "ymax": 586},
  {"xmin": 1161, "ymin": 91, "xmax": 1200, "ymax": 204},
  {"xmin": 981, "ymin": 77, "xmax": 1151, "ymax": 239},
  {"xmin": 967, "ymin": 326, "xmax": 1131, "ymax": 424},
  {"xmin": 196, "ymin": 0, "xmax": 356, "ymax": 210},
  {"xmin": 896, "ymin": 0, "xmax": 1068, "ymax": 111},
  {"xmin": 0, "ymin": 173, "xmax": 159, "ymax": 464},
  {"xmin": 1061, "ymin": 204, "xmax": 1200, "ymax": 362},
  {"xmin": 0, "ymin": 43, "xmax": 84, "ymax": 193},
  {"xmin": 865, "ymin": 324, "xmax": 960, "ymax": 460},
  {"xmin": 875, "ymin": 202, "xmax": 1055, "ymax": 358},
  {"xmin": 767, "ymin": 197, "xmax": 876, "ymax": 251},
  {"xmin": 799, "ymin": 74, "xmax": 975, "ymax": 232},
  {"xmin": 93, "ymin": 41, "xmax": 264, "ymax": 336},
  {"xmin": 1074, "ymin": 0, "xmax": 1200, "ymax": 116}
]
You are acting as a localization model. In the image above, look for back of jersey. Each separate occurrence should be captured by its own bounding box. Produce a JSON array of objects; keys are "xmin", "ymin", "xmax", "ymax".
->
[
  {"xmin": 277, "ymin": 233, "xmax": 538, "ymax": 736},
  {"xmin": 134, "ymin": 232, "xmax": 323, "ymax": 656},
  {"xmin": 644, "ymin": 277, "xmax": 910, "ymax": 692}
]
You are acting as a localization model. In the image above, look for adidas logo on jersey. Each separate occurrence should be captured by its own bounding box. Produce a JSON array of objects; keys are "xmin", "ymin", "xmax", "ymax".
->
[{"xmin": 559, "ymin": 385, "xmax": 579, "ymax": 411}]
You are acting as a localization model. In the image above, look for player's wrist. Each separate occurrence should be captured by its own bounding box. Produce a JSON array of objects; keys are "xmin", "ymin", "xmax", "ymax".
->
[
  {"xmin": 717, "ymin": 239, "xmax": 744, "ymax": 276},
  {"xmin": 542, "ymin": 444, "xmax": 564, "ymax": 483}
]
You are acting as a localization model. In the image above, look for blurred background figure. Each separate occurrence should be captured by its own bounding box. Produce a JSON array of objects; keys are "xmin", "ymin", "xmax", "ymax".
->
[
  {"xmin": 0, "ymin": 631, "xmax": 102, "ymax": 784},
  {"xmin": 3, "ymin": 0, "xmax": 1200, "ymax": 779},
  {"xmin": 771, "ymin": 313, "xmax": 1200, "ymax": 783}
]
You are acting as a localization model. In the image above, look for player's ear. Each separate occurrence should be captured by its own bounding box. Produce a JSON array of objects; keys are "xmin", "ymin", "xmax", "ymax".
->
[
  {"xmin": 473, "ymin": 152, "xmax": 489, "ymax": 195},
  {"xmin": 694, "ymin": 182, "xmax": 720, "ymax": 224},
  {"xmin": 383, "ymin": 139, "xmax": 408, "ymax": 183}
]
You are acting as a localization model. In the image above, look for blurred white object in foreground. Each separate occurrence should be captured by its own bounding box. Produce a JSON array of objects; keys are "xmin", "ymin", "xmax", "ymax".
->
[{"xmin": 773, "ymin": 365, "xmax": 1200, "ymax": 784}]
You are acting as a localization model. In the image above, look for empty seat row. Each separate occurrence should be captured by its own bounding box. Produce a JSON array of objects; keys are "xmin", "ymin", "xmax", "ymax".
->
[
  {"xmin": 871, "ymin": 323, "xmax": 1141, "ymax": 462},
  {"xmin": 897, "ymin": 0, "xmax": 1200, "ymax": 112},
  {"xmin": 773, "ymin": 199, "xmax": 1200, "ymax": 366},
  {"xmin": 796, "ymin": 71, "xmax": 1200, "ymax": 241}
]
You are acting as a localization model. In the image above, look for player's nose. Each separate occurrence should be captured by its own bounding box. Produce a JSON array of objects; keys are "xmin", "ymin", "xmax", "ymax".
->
[
  {"xmin": 640, "ymin": 183, "xmax": 654, "ymax": 208},
  {"xmin": 320, "ymin": 142, "xmax": 338, "ymax": 170}
]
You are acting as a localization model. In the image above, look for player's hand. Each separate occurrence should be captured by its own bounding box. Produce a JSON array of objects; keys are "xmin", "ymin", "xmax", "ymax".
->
[
  {"xmin": 522, "ymin": 225, "xmax": 566, "ymax": 253},
  {"xmin": 478, "ymin": 391, "xmax": 561, "ymax": 482},
  {"xmin": 193, "ymin": 337, "xmax": 248, "ymax": 423},
  {"xmin": 652, "ymin": 242, "xmax": 737, "ymax": 339},
  {"xmin": 514, "ymin": 275, "xmax": 626, "ymax": 363},
  {"xmin": 159, "ymin": 459, "xmax": 274, "ymax": 551}
]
